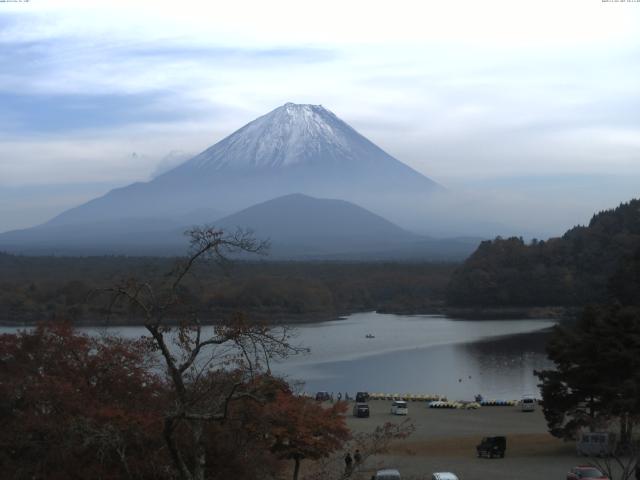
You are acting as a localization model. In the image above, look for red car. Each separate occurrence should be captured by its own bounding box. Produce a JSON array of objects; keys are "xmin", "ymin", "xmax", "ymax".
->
[{"xmin": 566, "ymin": 466, "xmax": 609, "ymax": 480}]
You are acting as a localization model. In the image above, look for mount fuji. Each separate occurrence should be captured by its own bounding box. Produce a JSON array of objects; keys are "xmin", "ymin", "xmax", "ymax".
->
[
  {"xmin": 0, "ymin": 103, "xmax": 457, "ymax": 257},
  {"xmin": 44, "ymin": 103, "xmax": 441, "ymax": 227}
]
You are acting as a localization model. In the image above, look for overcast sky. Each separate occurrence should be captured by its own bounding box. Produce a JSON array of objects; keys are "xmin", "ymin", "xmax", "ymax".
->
[{"xmin": 1, "ymin": 0, "xmax": 639, "ymax": 234}]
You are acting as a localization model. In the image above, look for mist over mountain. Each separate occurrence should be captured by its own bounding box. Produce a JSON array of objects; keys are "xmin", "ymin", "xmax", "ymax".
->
[
  {"xmin": 44, "ymin": 103, "xmax": 441, "ymax": 229},
  {"xmin": 0, "ymin": 103, "xmax": 473, "ymax": 257},
  {"xmin": 217, "ymin": 193, "xmax": 417, "ymax": 245},
  {"xmin": 0, "ymin": 193, "xmax": 480, "ymax": 259},
  {"xmin": 214, "ymin": 193, "xmax": 478, "ymax": 259}
]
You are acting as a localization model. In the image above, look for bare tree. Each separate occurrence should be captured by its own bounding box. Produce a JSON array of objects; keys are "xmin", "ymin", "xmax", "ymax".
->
[
  {"xmin": 104, "ymin": 227, "xmax": 302, "ymax": 480},
  {"xmin": 302, "ymin": 420, "xmax": 415, "ymax": 480},
  {"xmin": 587, "ymin": 438, "xmax": 639, "ymax": 480}
]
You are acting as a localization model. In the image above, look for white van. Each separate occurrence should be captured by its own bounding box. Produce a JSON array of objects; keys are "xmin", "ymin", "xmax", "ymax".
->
[
  {"xmin": 576, "ymin": 432, "xmax": 616, "ymax": 456},
  {"xmin": 432, "ymin": 473, "xmax": 459, "ymax": 480},
  {"xmin": 391, "ymin": 400, "xmax": 408, "ymax": 415},
  {"xmin": 521, "ymin": 396, "xmax": 536, "ymax": 412},
  {"xmin": 374, "ymin": 469, "xmax": 401, "ymax": 480}
]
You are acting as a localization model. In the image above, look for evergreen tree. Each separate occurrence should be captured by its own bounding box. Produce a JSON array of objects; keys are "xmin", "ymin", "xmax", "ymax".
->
[{"xmin": 537, "ymin": 305, "xmax": 640, "ymax": 443}]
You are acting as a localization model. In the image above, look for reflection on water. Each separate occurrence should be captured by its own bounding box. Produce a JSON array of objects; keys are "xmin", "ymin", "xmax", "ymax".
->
[
  {"xmin": 1, "ymin": 312, "xmax": 556, "ymax": 400},
  {"xmin": 272, "ymin": 313, "xmax": 555, "ymax": 400}
]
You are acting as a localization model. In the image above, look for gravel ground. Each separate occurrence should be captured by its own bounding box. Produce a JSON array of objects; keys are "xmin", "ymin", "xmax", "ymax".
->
[{"xmin": 343, "ymin": 400, "xmax": 616, "ymax": 480}]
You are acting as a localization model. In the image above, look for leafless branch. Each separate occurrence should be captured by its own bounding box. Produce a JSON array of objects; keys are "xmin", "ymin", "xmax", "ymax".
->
[{"xmin": 97, "ymin": 226, "xmax": 302, "ymax": 480}]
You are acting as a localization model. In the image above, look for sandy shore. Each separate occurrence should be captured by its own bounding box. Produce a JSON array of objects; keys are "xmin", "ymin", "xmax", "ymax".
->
[{"xmin": 342, "ymin": 400, "xmax": 608, "ymax": 480}]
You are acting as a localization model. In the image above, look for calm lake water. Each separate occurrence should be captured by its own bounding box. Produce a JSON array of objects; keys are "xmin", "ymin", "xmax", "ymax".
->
[
  {"xmin": 272, "ymin": 312, "xmax": 556, "ymax": 400},
  {"xmin": 1, "ymin": 312, "xmax": 556, "ymax": 400}
]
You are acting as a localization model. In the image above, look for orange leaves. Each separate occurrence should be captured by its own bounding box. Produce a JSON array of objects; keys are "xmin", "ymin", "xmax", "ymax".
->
[
  {"xmin": 0, "ymin": 321, "xmax": 166, "ymax": 478},
  {"xmin": 265, "ymin": 393, "xmax": 351, "ymax": 461}
]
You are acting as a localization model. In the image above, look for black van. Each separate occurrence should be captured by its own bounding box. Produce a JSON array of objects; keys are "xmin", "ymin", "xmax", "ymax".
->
[
  {"xmin": 476, "ymin": 436, "xmax": 507, "ymax": 458},
  {"xmin": 353, "ymin": 403, "xmax": 370, "ymax": 418}
]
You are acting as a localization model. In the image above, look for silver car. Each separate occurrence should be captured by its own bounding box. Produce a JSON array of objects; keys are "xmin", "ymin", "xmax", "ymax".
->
[
  {"xmin": 374, "ymin": 469, "xmax": 401, "ymax": 480},
  {"xmin": 432, "ymin": 473, "xmax": 459, "ymax": 480}
]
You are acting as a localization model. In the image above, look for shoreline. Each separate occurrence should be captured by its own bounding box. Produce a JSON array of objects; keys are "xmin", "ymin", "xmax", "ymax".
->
[
  {"xmin": 0, "ymin": 305, "xmax": 576, "ymax": 327},
  {"xmin": 442, "ymin": 305, "xmax": 577, "ymax": 321}
]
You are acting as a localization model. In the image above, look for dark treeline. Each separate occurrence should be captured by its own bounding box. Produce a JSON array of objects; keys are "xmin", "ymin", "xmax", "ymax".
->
[
  {"xmin": 535, "ymin": 219, "xmax": 640, "ymax": 474},
  {"xmin": 0, "ymin": 254, "xmax": 456, "ymax": 325},
  {"xmin": 446, "ymin": 199, "xmax": 640, "ymax": 308},
  {"xmin": 0, "ymin": 227, "xmax": 414, "ymax": 480}
]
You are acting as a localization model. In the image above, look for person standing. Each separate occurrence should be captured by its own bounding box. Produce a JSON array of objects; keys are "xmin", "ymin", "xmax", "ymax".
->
[
  {"xmin": 344, "ymin": 452, "xmax": 353, "ymax": 475},
  {"xmin": 354, "ymin": 449, "xmax": 362, "ymax": 465}
]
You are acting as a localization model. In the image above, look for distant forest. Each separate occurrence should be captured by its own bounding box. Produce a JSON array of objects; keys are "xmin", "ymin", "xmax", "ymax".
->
[
  {"xmin": 0, "ymin": 255, "xmax": 455, "ymax": 325},
  {"xmin": 4, "ymin": 199, "xmax": 639, "ymax": 325},
  {"xmin": 447, "ymin": 199, "xmax": 640, "ymax": 308}
]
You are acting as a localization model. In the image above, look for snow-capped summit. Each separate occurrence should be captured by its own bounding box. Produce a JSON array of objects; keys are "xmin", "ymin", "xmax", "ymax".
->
[
  {"xmin": 27, "ymin": 103, "xmax": 442, "ymax": 233},
  {"xmin": 171, "ymin": 102, "xmax": 391, "ymax": 172}
]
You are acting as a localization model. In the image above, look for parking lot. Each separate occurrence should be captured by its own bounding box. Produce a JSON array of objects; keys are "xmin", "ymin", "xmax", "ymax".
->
[{"xmin": 343, "ymin": 400, "xmax": 619, "ymax": 480}]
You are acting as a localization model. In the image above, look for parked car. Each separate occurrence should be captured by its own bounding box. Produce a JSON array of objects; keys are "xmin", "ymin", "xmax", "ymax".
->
[
  {"xmin": 432, "ymin": 473, "xmax": 459, "ymax": 480},
  {"xmin": 373, "ymin": 468, "xmax": 401, "ymax": 480},
  {"xmin": 390, "ymin": 400, "xmax": 408, "ymax": 415},
  {"xmin": 521, "ymin": 395, "xmax": 536, "ymax": 412},
  {"xmin": 353, "ymin": 403, "xmax": 370, "ymax": 418},
  {"xmin": 315, "ymin": 391, "xmax": 330, "ymax": 401},
  {"xmin": 356, "ymin": 391, "xmax": 370, "ymax": 403},
  {"xmin": 476, "ymin": 436, "xmax": 506, "ymax": 458},
  {"xmin": 576, "ymin": 432, "xmax": 616, "ymax": 457},
  {"xmin": 566, "ymin": 465, "xmax": 609, "ymax": 479}
]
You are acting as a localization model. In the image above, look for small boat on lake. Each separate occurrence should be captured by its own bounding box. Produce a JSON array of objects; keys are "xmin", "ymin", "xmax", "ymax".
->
[{"xmin": 365, "ymin": 334, "xmax": 375, "ymax": 339}]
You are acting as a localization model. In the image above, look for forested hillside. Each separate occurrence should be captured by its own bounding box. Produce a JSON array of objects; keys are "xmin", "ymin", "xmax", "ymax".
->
[
  {"xmin": 446, "ymin": 199, "xmax": 640, "ymax": 307},
  {"xmin": 0, "ymin": 255, "xmax": 455, "ymax": 325}
]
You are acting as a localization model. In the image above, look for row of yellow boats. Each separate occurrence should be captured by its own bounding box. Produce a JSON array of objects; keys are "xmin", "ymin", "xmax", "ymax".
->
[{"xmin": 367, "ymin": 393, "xmax": 447, "ymax": 401}]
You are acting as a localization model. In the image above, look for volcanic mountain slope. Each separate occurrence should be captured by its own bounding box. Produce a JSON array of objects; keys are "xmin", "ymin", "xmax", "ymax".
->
[
  {"xmin": 44, "ymin": 103, "xmax": 441, "ymax": 227},
  {"xmin": 214, "ymin": 193, "xmax": 419, "ymax": 257},
  {"xmin": 213, "ymin": 194, "xmax": 479, "ymax": 259},
  {"xmin": 0, "ymin": 103, "xmax": 453, "ymax": 255},
  {"xmin": 0, "ymin": 193, "xmax": 479, "ymax": 259}
]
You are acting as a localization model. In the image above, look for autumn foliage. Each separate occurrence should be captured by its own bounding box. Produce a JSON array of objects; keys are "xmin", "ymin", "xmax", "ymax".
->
[
  {"xmin": 266, "ymin": 394, "xmax": 351, "ymax": 479},
  {"xmin": 0, "ymin": 229, "xmax": 358, "ymax": 479},
  {"xmin": 0, "ymin": 322, "xmax": 166, "ymax": 479},
  {"xmin": 0, "ymin": 322, "xmax": 350, "ymax": 479}
]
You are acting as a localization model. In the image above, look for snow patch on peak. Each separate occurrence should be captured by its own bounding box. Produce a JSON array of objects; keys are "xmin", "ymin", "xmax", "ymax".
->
[{"xmin": 282, "ymin": 102, "xmax": 325, "ymax": 112}]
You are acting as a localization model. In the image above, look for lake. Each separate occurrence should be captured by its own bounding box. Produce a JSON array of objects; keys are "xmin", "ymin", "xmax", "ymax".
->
[
  {"xmin": 1, "ymin": 312, "xmax": 556, "ymax": 400},
  {"xmin": 271, "ymin": 312, "xmax": 556, "ymax": 400}
]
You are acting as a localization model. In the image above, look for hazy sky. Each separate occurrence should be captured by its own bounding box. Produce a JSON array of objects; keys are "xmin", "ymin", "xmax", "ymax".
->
[{"xmin": 1, "ymin": 0, "xmax": 639, "ymax": 234}]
